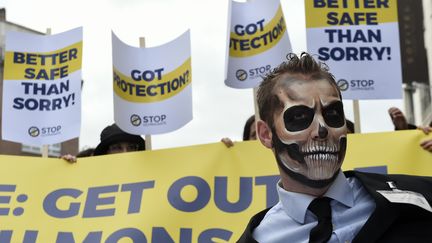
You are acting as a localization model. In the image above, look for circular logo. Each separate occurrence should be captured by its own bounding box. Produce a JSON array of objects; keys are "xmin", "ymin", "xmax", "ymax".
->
[
  {"xmin": 130, "ymin": 114, "xmax": 142, "ymax": 126},
  {"xmin": 28, "ymin": 126, "xmax": 40, "ymax": 137},
  {"xmin": 235, "ymin": 69, "xmax": 248, "ymax": 81},
  {"xmin": 337, "ymin": 79, "xmax": 349, "ymax": 91}
]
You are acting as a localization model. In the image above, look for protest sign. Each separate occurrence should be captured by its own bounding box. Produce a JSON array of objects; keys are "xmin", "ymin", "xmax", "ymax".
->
[
  {"xmin": 0, "ymin": 130, "xmax": 430, "ymax": 242},
  {"xmin": 306, "ymin": 0, "xmax": 402, "ymax": 99},
  {"xmin": 225, "ymin": 0, "xmax": 292, "ymax": 89},
  {"xmin": 2, "ymin": 27, "xmax": 83, "ymax": 145},
  {"xmin": 112, "ymin": 31, "xmax": 192, "ymax": 135}
]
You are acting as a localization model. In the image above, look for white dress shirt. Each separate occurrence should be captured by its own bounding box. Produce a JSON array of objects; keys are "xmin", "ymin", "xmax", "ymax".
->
[{"xmin": 253, "ymin": 171, "xmax": 376, "ymax": 243}]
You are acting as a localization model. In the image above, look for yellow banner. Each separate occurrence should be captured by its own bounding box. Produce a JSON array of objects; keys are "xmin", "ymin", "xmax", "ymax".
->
[
  {"xmin": 229, "ymin": 5, "xmax": 286, "ymax": 58},
  {"xmin": 4, "ymin": 42, "xmax": 83, "ymax": 80},
  {"xmin": 113, "ymin": 58, "xmax": 192, "ymax": 103},
  {"xmin": 305, "ymin": 0, "xmax": 398, "ymax": 28},
  {"xmin": 0, "ymin": 130, "xmax": 430, "ymax": 242},
  {"xmin": 343, "ymin": 130, "xmax": 432, "ymax": 174}
]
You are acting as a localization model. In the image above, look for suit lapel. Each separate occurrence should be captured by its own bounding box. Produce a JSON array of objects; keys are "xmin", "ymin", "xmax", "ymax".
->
[
  {"xmin": 346, "ymin": 171, "xmax": 400, "ymax": 243},
  {"xmin": 237, "ymin": 208, "xmax": 271, "ymax": 243}
]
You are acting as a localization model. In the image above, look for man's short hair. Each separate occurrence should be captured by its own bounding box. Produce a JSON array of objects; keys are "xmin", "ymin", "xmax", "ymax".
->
[{"xmin": 257, "ymin": 52, "xmax": 341, "ymax": 126}]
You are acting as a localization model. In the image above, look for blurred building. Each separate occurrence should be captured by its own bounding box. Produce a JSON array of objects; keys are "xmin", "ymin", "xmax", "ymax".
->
[
  {"xmin": 399, "ymin": 0, "xmax": 432, "ymax": 126},
  {"xmin": 0, "ymin": 8, "xmax": 78, "ymax": 157}
]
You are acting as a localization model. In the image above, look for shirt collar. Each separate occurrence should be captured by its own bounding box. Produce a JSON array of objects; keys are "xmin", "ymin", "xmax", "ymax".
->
[{"xmin": 277, "ymin": 170, "xmax": 354, "ymax": 224}]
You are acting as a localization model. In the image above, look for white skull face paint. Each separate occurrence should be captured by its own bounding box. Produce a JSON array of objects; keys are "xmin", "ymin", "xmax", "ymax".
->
[{"xmin": 272, "ymin": 79, "xmax": 347, "ymax": 187}]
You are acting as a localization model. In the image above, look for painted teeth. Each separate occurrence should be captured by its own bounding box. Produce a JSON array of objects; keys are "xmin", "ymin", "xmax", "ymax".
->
[
  {"xmin": 301, "ymin": 143, "xmax": 338, "ymax": 153},
  {"xmin": 304, "ymin": 154, "xmax": 337, "ymax": 161}
]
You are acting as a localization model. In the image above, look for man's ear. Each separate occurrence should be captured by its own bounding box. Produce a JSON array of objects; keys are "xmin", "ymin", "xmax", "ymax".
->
[{"xmin": 257, "ymin": 120, "xmax": 273, "ymax": 149}]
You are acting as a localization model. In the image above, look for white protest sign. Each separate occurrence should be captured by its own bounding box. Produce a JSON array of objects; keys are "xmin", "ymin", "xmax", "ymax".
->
[
  {"xmin": 306, "ymin": 0, "xmax": 402, "ymax": 99},
  {"xmin": 2, "ymin": 27, "xmax": 82, "ymax": 145},
  {"xmin": 225, "ymin": 0, "xmax": 292, "ymax": 89},
  {"xmin": 112, "ymin": 31, "xmax": 192, "ymax": 135}
]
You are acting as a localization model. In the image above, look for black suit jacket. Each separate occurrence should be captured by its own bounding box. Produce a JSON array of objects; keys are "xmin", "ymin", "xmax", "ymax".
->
[{"xmin": 237, "ymin": 171, "xmax": 432, "ymax": 243}]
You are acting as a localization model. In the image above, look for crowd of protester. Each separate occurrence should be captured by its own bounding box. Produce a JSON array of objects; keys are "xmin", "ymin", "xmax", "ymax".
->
[{"xmin": 28, "ymin": 52, "xmax": 432, "ymax": 242}]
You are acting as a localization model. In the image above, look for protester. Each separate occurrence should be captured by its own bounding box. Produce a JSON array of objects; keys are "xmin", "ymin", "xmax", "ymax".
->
[
  {"xmin": 222, "ymin": 109, "xmax": 350, "ymax": 149},
  {"xmin": 388, "ymin": 106, "xmax": 432, "ymax": 152},
  {"xmin": 388, "ymin": 107, "xmax": 417, "ymax": 130},
  {"xmin": 237, "ymin": 53, "xmax": 432, "ymax": 242},
  {"xmin": 346, "ymin": 119, "xmax": 354, "ymax": 134},
  {"xmin": 243, "ymin": 115, "xmax": 257, "ymax": 141},
  {"xmin": 93, "ymin": 123, "xmax": 145, "ymax": 155},
  {"xmin": 221, "ymin": 115, "xmax": 257, "ymax": 147},
  {"xmin": 62, "ymin": 123, "xmax": 145, "ymax": 162}
]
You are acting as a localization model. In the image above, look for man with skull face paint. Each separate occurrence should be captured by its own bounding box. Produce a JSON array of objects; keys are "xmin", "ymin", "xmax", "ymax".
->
[{"xmin": 237, "ymin": 53, "xmax": 432, "ymax": 243}]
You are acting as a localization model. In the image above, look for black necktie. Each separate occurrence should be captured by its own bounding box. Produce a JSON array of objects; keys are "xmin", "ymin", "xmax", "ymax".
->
[{"xmin": 308, "ymin": 197, "xmax": 333, "ymax": 243}]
